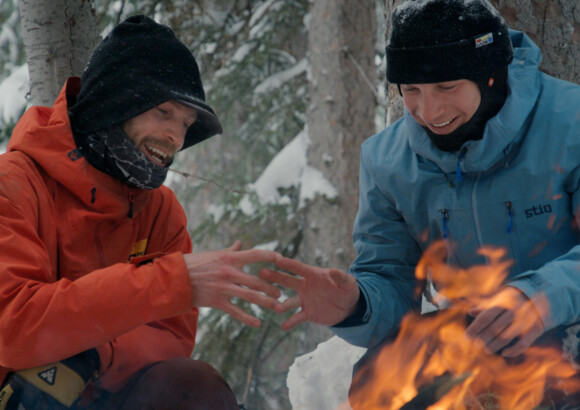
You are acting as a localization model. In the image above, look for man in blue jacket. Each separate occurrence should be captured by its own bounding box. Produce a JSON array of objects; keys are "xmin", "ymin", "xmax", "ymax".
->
[{"xmin": 262, "ymin": 0, "xmax": 580, "ymax": 401}]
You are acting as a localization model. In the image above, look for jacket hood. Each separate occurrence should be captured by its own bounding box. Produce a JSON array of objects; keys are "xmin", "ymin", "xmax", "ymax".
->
[
  {"xmin": 7, "ymin": 77, "xmax": 150, "ymax": 219},
  {"xmin": 407, "ymin": 30, "xmax": 542, "ymax": 175}
]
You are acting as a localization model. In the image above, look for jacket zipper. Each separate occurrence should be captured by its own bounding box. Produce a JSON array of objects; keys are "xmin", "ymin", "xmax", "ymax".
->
[
  {"xmin": 472, "ymin": 173, "xmax": 484, "ymax": 248},
  {"xmin": 94, "ymin": 224, "xmax": 106, "ymax": 269},
  {"xmin": 127, "ymin": 193, "xmax": 134, "ymax": 218},
  {"xmin": 505, "ymin": 201, "xmax": 514, "ymax": 233},
  {"xmin": 441, "ymin": 209, "xmax": 449, "ymax": 239},
  {"xmin": 505, "ymin": 201, "xmax": 523, "ymax": 272}
]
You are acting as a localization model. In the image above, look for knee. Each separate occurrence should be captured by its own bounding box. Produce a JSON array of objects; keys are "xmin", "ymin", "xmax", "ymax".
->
[
  {"xmin": 125, "ymin": 358, "xmax": 239, "ymax": 409},
  {"xmin": 154, "ymin": 358, "xmax": 231, "ymax": 393}
]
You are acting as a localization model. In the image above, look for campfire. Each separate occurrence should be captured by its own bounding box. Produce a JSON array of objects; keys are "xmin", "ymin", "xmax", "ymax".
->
[{"xmin": 348, "ymin": 242, "xmax": 580, "ymax": 409}]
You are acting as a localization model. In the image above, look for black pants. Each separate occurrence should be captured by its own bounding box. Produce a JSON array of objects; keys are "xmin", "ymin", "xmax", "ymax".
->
[{"xmin": 85, "ymin": 358, "xmax": 239, "ymax": 410}]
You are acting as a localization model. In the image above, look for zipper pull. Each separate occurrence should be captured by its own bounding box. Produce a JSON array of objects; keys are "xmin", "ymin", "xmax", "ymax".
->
[
  {"xmin": 127, "ymin": 193, "xmax": 134, "ymax": 218},
  {"xmin": 441, "ymin": 209, "xmax": 449, "ymax": 239},
  {"xmin": 456, "ymin": 147, "xmax": 467, "ymax": 182},
  {"xmin": 506, "ymin": 201, "xmax": 514, "ymax": 233}
]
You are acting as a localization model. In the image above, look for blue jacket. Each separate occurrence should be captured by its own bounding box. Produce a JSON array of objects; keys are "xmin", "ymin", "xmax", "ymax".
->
[{"xmin": 333, "ymin": 31, "xmax": 580, "ymax": 348}]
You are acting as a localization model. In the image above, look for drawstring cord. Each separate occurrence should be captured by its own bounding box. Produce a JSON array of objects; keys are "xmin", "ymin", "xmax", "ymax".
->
[
  {"xmin": 456, "ymin": 147, "xmax": 467, "ymax": 182},
  {"xmin": 89, "ymin": 187, "xmax": 135, "ymax": 219},
  {"xmin": 433, "ymin": 147, "xmax": 467, "ymax": 188}
]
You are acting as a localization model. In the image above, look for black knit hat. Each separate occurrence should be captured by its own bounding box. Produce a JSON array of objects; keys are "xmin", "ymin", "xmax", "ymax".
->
[
  {"xmin": 386, "ymin": 0, "xmax": 513, "ymax": 84},
  {"xmin": 69, "ymin": 15, "xmax": 222, "ymax": 149}
]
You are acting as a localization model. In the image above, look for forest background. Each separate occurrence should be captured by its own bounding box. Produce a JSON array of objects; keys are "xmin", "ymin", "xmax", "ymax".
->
[{"xmin": 0, "ymin": 0, "xmax": 578, "ymax": 408}]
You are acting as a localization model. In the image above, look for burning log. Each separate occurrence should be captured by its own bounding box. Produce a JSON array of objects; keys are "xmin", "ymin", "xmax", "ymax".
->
[
  {"xmin": 349, "ymin": 308, "xmax": 580, "ymax": 409},
  {"xmin": 399, "ymin": 372, "xmax": 470, "ymax": 409}
]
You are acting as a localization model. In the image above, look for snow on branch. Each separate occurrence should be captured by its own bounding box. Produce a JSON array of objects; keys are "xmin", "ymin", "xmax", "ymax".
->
[
  {"xmin": 254, "ymin": 58, "xmax": 308, "ymax": 95},
  {"xmin": 0, "ymin": 64, "xmax": 28, "ymax": 125},
  {"xmin": 240, "ymin": 126, "xmax": 337, "ymax": 215}
]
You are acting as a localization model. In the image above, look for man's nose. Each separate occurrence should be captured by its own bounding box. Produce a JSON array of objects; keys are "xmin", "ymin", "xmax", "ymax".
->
[
  {"xmin": 418, "ymin": 93, "xmax": 444, "ymax": 123},
  {"xmin": 164, "ymin": 121, "xmax": 186, "ymax": 148}
]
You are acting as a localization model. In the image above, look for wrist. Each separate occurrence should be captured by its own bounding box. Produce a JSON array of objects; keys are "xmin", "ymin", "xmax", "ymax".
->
[{"xmin": 334, "ymin": 291, "xmax": 367, "ymax": 328}]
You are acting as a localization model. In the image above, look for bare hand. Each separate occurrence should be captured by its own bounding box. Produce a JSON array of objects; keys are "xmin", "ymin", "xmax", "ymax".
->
[
  {"xmin": 259, "ymin": 256, "xmax": 360, "ymax": 330},
  {"xmin": 183, "ymin": 240, "xmax": 281, "ymax": 327},
  {"xmin": 465, "ymin": 286, "xmax": 545, "ymax": 357}
]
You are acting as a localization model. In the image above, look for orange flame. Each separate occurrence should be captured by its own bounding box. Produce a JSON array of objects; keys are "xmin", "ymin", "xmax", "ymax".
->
[{"xmin": 349, "ymin": 242, "xmax": 580, "ymax": 409}]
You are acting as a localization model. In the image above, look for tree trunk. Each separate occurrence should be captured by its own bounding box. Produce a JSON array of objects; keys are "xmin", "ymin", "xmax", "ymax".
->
[
  {"xmin": 292, "ymin": 0, "xmax": 378, "ymax": 351},
  {"xmin": 300, "ymin": 0, "xmax": 377, "ymax": 271},
  {"xmin": 18, "ymin": 0, "xmax": 99, "ymax": 106},
  {"xmin": 493, "ymin": 0, "xmax": 580, "ymax": 84}
]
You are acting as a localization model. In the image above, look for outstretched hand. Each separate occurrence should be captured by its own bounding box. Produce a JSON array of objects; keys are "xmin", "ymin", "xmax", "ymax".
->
[
  {"xmin": 183, "ymin": 240, "xmax": 281, "ymax": 328},
  {"xmin": 259, "ymin": 256, "xmax": 360, "ymax": 330},
  {"xmin": 465, "ymin": 286, "xmax": 545, "ymax": 357}
]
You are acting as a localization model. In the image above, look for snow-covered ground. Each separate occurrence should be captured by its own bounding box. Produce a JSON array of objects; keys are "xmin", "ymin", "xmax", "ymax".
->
[
  {"xmin": 287, "ymin": 336, "xmax": 365, "ymax": 410},
  {"xmin": 286, "ymin": 297, "xmax": 439, "ymax": 409}
]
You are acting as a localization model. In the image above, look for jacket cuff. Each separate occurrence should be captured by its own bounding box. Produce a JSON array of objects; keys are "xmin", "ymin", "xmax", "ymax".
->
[{"xmin": 333, "ymin": 291, "xmax": 369, "ymax": 328}]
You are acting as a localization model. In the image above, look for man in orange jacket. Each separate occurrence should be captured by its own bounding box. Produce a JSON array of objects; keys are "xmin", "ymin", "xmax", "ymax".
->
[{"xmin": 0, "ymin": 15, "xmax": 281, "ymax": 409}]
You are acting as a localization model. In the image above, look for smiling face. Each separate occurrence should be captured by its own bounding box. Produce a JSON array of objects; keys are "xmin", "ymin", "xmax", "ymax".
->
[
  {"xmin": 400, "ymin": 80, "xmax": 481, "ymax": 135},
  {"xmin": 122, "ymin": 100, "xmax": 197, "ymax": 167}
]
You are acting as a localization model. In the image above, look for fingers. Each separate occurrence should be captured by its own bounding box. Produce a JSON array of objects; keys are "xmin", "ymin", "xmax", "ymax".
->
[
  {"xmin": 222, "ymin": 240, "xmax": 279, "ymax": 264},
  {"xmin": 501, "ymin": 324, "xmax": 544, "ymax": 357},
  {"xmin": 230, "ymin": 249, "xmax": 280, "ymax": 265},
  {"xmin": 281, "ymin": 310, "xmax": 308, "ymax": 331},
  {"xmin": 466, "ymin": 305, "xmax": 544, "ymax": 356},
  {"xmin": 221, "ymin": 302, "xmax": 262, "ymax": 328},
  {"xmin": 227, "ymin": 240, "xmax": 243, "ymax": 251},
  {"xmin": 329, "ymin": 268, "xmax": 357, "ymax": 290},
  {"xmin": 465, "ymin": 306, "xmax": 508, "ymax": 346},
  {"xmin": 275, "ymin": 256, "xmax": 321, "ymax": 279},
  {"xmin": 232, "ymin": 284, "xmax": 280, "ymax": 310},
  {"xmin": 259, "ymin": 268, "xmax": 302, "ymax": 291},
  {"xmin": 234, "ymin": 269, "xmax": 281, "ymax": 299},
  {"xmin": 274, "ymin": 295, "xmax": 302, "ymax": 314},
  {"xmin": 216, "ymin": 266, "xmax": 281, "ymax": 307}
]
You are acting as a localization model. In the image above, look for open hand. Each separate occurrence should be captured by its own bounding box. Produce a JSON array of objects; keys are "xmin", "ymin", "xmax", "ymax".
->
[
  {"xmin": 183, "ymin": 240, "xmax": 281, "ymax": 327},
  {"xmin": 259, "ymin": 256, "xmax": 360, "ymax": 330},
  {"xmin": 465, "ymin": 286, "xmax": 545, "ymax": 357}
]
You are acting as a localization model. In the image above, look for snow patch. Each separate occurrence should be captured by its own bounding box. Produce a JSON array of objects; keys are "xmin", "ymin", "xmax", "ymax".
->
[
  {"xmin": 0, "ymin": 64, "xmax": 28, "ymax": 125},
  {"xmin": 231, "ymin": 43, "xmax": 255, "ymax": 64},
  {"xmin": 298, "ymin": 165, "xmax": 337, "ymax": 208},
  {"xmin": 250, "ymin": 0, "xmax": 278, "ymax": 28},
  {"xmin": 254, "ymin": 58, "xmax": 308, "ymax": 95},
  {"xmin": 245, "ymin": 126, "xmax": 337, "ymax": 212},
  {"xmin": 287, "ymin": 336, "xmax": 365, "ymax": 410},
  {"xmin": 207, "ymin": 203, "xmax": 226, "ymax": 223},
  {"xmin": 253, "ymin": 240, "xmax": 279, "ymax": 251}
]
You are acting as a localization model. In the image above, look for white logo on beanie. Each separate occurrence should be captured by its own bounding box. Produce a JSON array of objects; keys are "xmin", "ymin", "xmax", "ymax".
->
[{"xmin": 475, "ymin": 32, "xmax": 494, "ymax": 48}]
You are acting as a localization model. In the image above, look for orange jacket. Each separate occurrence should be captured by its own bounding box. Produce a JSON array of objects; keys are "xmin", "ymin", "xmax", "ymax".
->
[{"xmin": 0, "ymin": 78, "xmax": 198, "ymax": 392}]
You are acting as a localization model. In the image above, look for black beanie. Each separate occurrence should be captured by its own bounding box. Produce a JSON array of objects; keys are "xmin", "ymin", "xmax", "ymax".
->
[
  {"xmin": 69, "ymin": 15, "xmax": 222, "ymax": 149},
  {"xmin": 386, "ymin": 0, "xmax": 514, "ymax": 84}
]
